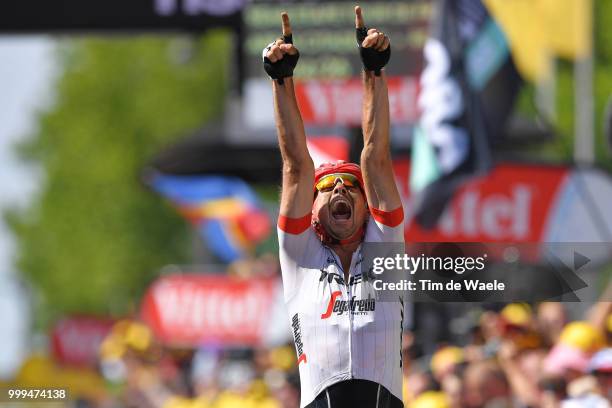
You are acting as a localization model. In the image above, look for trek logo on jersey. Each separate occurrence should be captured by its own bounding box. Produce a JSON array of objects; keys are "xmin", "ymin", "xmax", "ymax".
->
[
  {"xmin": 321, "ymin": 291, "xmax": 376, "ymax": 319},
  {"xmin": 320, "ymin": 270, "xmax": 345, "ymax": 285},
  {"xmin": 319, "ymin": 270, "xmax": 368, "ymax": 286},
  {"xmin": 291, "ymin": 313, "xmax": 307, "ymax": 365}
]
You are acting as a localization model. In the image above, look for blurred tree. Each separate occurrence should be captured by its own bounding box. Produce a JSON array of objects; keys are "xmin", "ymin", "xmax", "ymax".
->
[{"xmin": 5, "ymin": 31, "xmax": 230, "ymax": 325}]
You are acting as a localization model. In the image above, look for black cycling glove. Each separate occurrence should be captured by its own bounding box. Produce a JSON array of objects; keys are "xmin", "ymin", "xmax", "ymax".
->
[
  {"xmin": 356, "ymin": 27, "xmax": 390, "ymax": 76},
  {"xmin": 263, "ymin": 34, "xmax": 299, "ymax": 85}
]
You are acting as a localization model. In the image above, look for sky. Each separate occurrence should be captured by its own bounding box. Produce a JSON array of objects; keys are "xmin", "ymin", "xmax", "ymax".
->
[{"xmin": 0, "ymin": 36, "xmax": 56, "ymax": 378}]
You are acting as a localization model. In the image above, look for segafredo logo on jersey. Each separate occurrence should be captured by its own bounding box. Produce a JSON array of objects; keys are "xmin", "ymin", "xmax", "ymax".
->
[
  {"xmin": 321, "ymin": 291, "xmax": 376, "ymax": 319},
  {"xmin": 291, "ymin": 313, "xmax": 307, "ymax": 365}
]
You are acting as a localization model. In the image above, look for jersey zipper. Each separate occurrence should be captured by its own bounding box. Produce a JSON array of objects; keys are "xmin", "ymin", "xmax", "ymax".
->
[
  {"xmin": 328, "ymin": 247, "xmax": 354, "ymax": 380},
  {"xmin": 347, "ymin": 268, "xmax": 354, "ymax": 380},
  {"xmin": 339, "ymin": 248, "xmax": 358, "ymax": 380}
]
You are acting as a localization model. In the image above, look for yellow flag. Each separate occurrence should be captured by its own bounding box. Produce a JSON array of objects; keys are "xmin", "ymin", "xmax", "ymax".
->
[
  {"xmin": 484, "ymin": 0, "xmax": 592, "ymax": 82},
  {"xmin": 541, "ymin": 0, "xmax": 592, "ymax": 59}
]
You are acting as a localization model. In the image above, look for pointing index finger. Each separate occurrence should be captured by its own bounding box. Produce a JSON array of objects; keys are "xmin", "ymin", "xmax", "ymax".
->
[
  {"xmin": 355, "ymin": 6, "xmax": 365, "ymax": 29},
  {"xmin": 281, "ymin": 12, "xmax": 292, "ymax": 37}
]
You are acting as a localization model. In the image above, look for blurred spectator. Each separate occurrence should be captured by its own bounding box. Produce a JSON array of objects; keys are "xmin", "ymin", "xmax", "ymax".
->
[
  {"xmin": 87, "ymin": 301, "xmax": 612, "ymax": 408},
  {"xmin": 539, "ymin": 375, "xmax": 568, "ymax": 407},
  {"xmin": 440, "ymin": 374, "xmax": 462, "ymax": 408},
  {"xmin": 537, "ymin": 303, "xmax": 568, "ymax": 347},
  {"xmin": 403, "ymin": 369, "xmax": 439, "ymax": 404},
  {"xmin": 589, "ymin": 349, "xmax": 612, "ymax": 401},
  {"xmin": 409, "ymin": 391, "xmax": 450, "ymax": 408},
  {"xmin": 430, "ymin": 346, "xmax": 464, "ymax": 382},
  {"xmin": 544, "ymin": 321, "xmax": 604, "ymax": 379},
  {"xmin": 428, "ymin": 347, "xmax": 464, "ymax": 407},
  {"xmin": 462, "ymin": 360, "xmax": 512, "ymax": 408},
  {"xmin": 499, "ymin": 303, "xmax": 542, "ymax": 351}
]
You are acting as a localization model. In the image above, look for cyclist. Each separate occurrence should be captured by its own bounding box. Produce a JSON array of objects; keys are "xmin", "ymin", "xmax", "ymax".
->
[{"xmin": 264, "ymin": 7, "xmax": 405, "ymax": 408}]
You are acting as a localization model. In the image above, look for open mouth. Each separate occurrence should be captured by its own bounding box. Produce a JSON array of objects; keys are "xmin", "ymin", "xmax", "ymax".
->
[{"xmin": 330, "ymin": 198, "xmax": 352, "ymax": 221}]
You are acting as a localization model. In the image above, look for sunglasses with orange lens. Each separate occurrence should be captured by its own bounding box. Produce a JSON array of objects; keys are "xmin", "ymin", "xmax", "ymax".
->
[{"xmin": 315, "ymin": 173, "xmax": 360, "ymax": 192}]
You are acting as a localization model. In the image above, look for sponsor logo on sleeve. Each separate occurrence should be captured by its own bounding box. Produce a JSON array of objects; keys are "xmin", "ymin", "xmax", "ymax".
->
[{"xmin": 291, "ymin": 313, "xmax": 307, "ymax": 365}]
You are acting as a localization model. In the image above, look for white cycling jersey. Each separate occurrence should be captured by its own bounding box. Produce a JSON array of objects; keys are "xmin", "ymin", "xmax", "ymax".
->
[{"xmin": 278, "ymin": 207, "xmax": 405, "ymax": 408}]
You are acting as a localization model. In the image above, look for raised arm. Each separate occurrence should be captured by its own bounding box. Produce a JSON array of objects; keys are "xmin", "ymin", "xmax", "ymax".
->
[
  {"xmin": 265, "ymin": 13, "xmax": 314, "ymax": 219},
  {"xmin": 355, "ymin": 6, "xmax": 402, "ymax": 212}
]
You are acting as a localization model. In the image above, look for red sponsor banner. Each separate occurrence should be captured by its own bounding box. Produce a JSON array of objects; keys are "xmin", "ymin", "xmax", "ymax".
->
[
  {"xmin": 393, "ymin": 161, "xmax": 570, "ymax": 243},
  {"xmin": 295, "ymin": 76, "xmax": 420, "ymax": 126},
  {"xmin": 140, "ymin": 274, "xmax": 277, "ymax": 347},
  {"xmin": 50, "ymin": 316, "xmax": 115, "ymax": 367}
]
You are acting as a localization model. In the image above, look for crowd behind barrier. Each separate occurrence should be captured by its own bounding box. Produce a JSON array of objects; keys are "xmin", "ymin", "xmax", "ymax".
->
[{"xmin": 6, "ymin": 258, "xmax": 612, "ymax": 408}]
